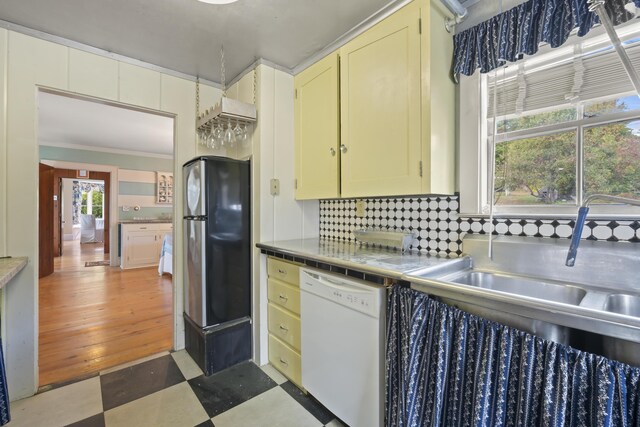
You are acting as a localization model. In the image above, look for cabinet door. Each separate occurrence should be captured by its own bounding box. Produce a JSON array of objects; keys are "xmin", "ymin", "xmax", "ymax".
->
[
  {"xmin": 125, "ymin": 231, "xmax": 160, "ymax": 267},
  {"xmin": 340, "ymin": 3, "xmax": 422, "ymax": 198},
  {"xmin": 294, "ymin": 53, "xmax": 340, "ymax": 199}
]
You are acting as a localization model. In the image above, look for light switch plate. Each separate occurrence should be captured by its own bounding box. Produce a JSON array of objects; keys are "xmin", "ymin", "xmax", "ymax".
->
[
  {"xmin": 270, "ymin": 179, "xmax": 280, "ymax": 196},
  {"xmin": 356, "ymin": 200, "xmax": 365, "ymax": 217}
]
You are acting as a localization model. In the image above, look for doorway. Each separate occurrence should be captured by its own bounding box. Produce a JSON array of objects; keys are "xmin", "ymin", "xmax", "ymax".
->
[{"xmin": 37, "ymin": 90, "xmax": 176, "ymax": 387}]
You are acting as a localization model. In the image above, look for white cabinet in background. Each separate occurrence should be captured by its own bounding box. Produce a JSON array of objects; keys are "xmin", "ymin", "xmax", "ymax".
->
[{"xmin": 121, "ymin": 222, "xmax": 172, "ymax": 269}]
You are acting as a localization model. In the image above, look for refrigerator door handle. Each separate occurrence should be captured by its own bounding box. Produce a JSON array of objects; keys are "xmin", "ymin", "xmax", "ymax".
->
[{"xmin": 184, "ymin": 219, "xmax": 207, "ymax": 327}]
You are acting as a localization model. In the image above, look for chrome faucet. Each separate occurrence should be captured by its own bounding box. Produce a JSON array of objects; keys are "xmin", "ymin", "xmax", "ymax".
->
[{"xmin": 566, "ymin": 194, "xmax": 640, "ymax": 267}]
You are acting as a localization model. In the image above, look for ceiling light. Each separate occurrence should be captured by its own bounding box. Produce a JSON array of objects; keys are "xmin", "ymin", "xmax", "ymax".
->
[{"xmin": 197, "ymin": 0, "xmax": 239, "ymax": 4}]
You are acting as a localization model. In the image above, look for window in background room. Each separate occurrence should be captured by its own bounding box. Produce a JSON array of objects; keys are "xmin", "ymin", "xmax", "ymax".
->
[
  {"xmin": 75, "ymin": 180, "xmax": 105, "ymax": 220},
  {"xmin": 485, "ymin": 23, "xmax": 640, "ymax": 214}
]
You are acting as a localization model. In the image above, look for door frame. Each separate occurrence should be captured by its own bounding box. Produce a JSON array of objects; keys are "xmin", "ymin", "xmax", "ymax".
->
[
  {"xmin": 52, "ymin": 168, "xmax": 111, "ymax": 256},
  {"xmin": 38, "ymin": 163, "xmax": 55, "ymax": 278},
  {"xmin": 42, "ymin": 160, "xmax": 120, "ymax": 266}
]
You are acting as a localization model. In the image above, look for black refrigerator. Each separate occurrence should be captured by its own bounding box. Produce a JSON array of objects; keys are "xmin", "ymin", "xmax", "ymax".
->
[{"xmin": 183, "ymin": 156, "xmax": 251, "ymax": 375}]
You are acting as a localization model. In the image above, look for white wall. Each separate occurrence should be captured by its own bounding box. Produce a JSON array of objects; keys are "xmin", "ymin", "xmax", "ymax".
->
[{"xmin": 254, "ymin": 65, "xmax": 319, "ymax": 364}]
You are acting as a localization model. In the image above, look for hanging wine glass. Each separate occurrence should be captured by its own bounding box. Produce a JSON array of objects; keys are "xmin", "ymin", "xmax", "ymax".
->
[
  {"xmin": 212, "ymin": 136, "xmax": 222, "ymax": 150},
  {"xmin": 223, "ymin": 118, "xmax": 236, "ymax": 147},
  {"xmin": 207, "ymin": 130, "xmax": 215, "ymax": 148},
  {"xmin": 202, "ymin": 129, "xmax": 210, "ymax": 147},
  {"xmin": 240, "ymin": 123, "xmax": 250, "ymax": 146},
  {"xmin": 234, "ymin": 122, "xmax": 243, "ymax": 142},
  {"xmin": 213, "ymin": 122, "xmax": 224, "ymax": 147}
]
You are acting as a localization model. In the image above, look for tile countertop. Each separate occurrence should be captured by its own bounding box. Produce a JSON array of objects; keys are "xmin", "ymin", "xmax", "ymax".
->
[
  {"xmin": 0, "ymin": 256, "xmax": 28, "ymax": 288},
  {"xmin": 119, "ymin": 220, "xmax": 173, "ymax": 224},
  {"xmin": 257, "ymin": 238, "xmax": 465, "ymax": 280}
]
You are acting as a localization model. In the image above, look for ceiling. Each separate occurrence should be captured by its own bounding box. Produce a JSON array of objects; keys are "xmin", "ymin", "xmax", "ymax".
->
[
  {"xmin": 0, "ymin": 0, "xmax": 400, "ymax": 83},
  {"xmin": 38, "ymin": 91, "xmax": 174, "ymax": 156}
]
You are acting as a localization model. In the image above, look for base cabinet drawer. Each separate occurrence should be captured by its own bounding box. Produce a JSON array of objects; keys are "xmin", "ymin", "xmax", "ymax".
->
[
  {"xmin": 267, "ymin": 258, "xmax": 300, "ymax": 286},
  {"xmin": 267, "ymin": 278, "xmax": 301, "ymax": 315},
  {"xmin": 268, "ymin": 303, "xmax": 301, "ymax": 351},
  {"xmin": 268, "ymin": 334, "xmax": 302, "ymax": 386}
]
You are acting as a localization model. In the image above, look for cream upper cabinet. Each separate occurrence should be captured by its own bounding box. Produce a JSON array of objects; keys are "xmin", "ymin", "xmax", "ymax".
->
[
  {"xmin": 294, "ymin": 53, "xmax": 340, "ymax": 200},
  {"xmin": 293, "ymin": 0, "xmax": 455, "ymax": 200},
  {"xmin": 340, "ymin": 2, "xmax": 422, "ymax": 198}
]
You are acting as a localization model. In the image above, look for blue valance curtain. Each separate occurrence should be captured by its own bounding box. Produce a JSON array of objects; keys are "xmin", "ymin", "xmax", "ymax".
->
[
  {"xmin": 386, "ymin": 285, "xmax": 640, "ymax": 426},
  {"xmin": 453, "ymin": 0, "xmax": 640, "ymax": 76}
]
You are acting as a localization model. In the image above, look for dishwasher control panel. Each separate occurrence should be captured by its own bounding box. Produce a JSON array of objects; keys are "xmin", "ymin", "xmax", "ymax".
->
[{"xmin": 299, "ymin": 268, "xmax": 384, "ymax": 318}]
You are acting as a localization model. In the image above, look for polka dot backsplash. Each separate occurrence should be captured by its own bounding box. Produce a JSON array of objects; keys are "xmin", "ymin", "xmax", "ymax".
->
[{"xmin": 319, "ymin": 196, "xmax": 640, "ymax": 256}]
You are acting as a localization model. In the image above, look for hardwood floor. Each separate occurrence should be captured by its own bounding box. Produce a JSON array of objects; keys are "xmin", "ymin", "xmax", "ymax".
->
[{"xmin": 39, "ymin": 240, "xmax": 173, "ymax": 387}]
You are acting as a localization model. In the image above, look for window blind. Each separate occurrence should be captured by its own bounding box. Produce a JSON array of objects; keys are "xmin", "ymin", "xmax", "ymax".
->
[{"xmin": 487, "ymin": 39, "xmax": 640, "ymax": 118}]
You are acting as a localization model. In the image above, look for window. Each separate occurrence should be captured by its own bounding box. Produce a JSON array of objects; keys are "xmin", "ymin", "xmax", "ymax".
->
[
  {"xmin": 461, "ymin": 22, "xmax": 640, "ymax": 217},
  {"xmin": 74, "ymin": 181, "xmax": 105, "ymax": 221}
]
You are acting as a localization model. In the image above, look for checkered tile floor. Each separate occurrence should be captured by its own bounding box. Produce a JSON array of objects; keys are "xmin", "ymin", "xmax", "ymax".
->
[{"xmin": 9, "ymin": 351, "xmax": 343, "ymax": 427}]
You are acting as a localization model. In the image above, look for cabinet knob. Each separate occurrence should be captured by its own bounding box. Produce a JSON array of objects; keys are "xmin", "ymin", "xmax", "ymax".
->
[
  {"xmin": 340, "ymin": 144, "xmax": 348, "ymax": 154},
  {"xmin": 329, "ymin": 147, "xmax": 336, "ymax": 156}
]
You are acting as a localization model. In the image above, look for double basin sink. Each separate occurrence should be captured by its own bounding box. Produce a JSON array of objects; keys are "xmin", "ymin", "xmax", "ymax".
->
[
  {"xmin": 445, "ymin": 270, "xmax": 640, "ymax": 317},
  {"xmin": 367, "ymin": 235, "xmax": 640, "ymax": 365}
]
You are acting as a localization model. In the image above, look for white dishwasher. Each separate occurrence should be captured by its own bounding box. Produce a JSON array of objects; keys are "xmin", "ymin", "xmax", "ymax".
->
[{"xmin": 300, "ymin": 268, "xmax": 386, "ymax": 427}]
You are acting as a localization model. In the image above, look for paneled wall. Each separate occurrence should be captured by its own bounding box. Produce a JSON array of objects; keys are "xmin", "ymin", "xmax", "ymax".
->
[{"xmin": 0, "ymin": 29, "xmax": 212, "ymax": 399}]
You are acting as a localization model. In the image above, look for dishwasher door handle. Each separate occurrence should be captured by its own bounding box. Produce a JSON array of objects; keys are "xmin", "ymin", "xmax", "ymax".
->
[{"xmin": 301, "ymin": 270, "xmax": 370, "ymax": 294}]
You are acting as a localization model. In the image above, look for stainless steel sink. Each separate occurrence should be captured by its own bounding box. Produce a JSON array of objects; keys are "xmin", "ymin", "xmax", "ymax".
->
[
  {"xmin": 604, "ymin": 294, "xmax": 640, "ymax": 317},
  {"xmin": 450, "ymin": 271, "xmax": 587, "ymax": 305}
]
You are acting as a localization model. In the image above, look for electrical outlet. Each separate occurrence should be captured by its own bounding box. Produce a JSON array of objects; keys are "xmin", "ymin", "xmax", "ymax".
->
[
  {"xmin": 356, "ymin": 199, "xmax": 365, "ymax": 217},
  {"xmin": 270, "ymin": 179, "xmax": 280, "ymax": 196}
]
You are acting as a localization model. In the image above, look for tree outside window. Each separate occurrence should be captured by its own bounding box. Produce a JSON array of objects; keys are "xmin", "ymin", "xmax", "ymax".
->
[
  {"xmin": 494, "ymin": 99, "xmax": 640, "ymax": 206},
  {"xmin": 78, "ymin": 186, "xmax": 104, "ymax": 218}
]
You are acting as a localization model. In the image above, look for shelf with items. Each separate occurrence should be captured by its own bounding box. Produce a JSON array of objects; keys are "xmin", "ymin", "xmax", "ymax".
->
[{"xmin": 156, "ymin": 171, "xmax": 174, "ymax": 205}]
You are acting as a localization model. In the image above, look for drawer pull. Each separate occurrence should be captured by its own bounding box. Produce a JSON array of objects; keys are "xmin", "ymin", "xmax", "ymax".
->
[
  {"xmin": 279, "ymin": 357, "xmax": 288, "ymax": 366},
  {"xmin": 277, "ymin": 268, "xmax": 287, "ymax": 275},
  {"xmin": 278, "ymin": 294, "xmax": 288, "ymax": 302},
  {"xmin": 279, "ymin": 324, "xmax": 289, "ymax": 332}
]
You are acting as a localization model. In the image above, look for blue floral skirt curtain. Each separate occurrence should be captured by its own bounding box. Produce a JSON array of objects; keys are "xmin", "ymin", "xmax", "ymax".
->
[
  {"xmin": 453, "ymin": 0, "xmax": 640, "ymax": 76},
  {"xmin": 386, "ymin": 285, "xmax": 640, "ymax": 427}
]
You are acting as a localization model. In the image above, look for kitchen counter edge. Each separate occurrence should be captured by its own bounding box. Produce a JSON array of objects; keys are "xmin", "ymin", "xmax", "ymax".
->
[
  {"xmin": 257, "ymin": 239, "xmax": 467, "ymax": 280},
  {"xmin": 0, "ymin": 257, "xmax": 28, "ymax": 288}
]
